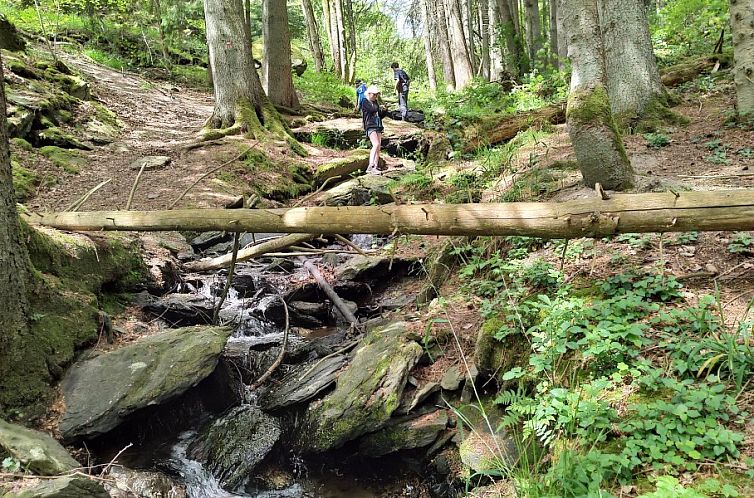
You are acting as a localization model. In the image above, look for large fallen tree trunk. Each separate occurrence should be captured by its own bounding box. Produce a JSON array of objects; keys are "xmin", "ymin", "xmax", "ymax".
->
[
  {"xmin": 660, "ymin": 54, "xmax": 731, "ymax": 87},
  {"xmin": 462, "ymin": 104, "xmax": 566, "ymax": 153},
  {"xmin": 26, "ymin": 190, "xmax": 754, "ymax": 239}
]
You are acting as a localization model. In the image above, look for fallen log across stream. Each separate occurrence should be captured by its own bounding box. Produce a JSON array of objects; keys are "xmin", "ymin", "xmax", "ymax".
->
[{"xmin": 26, "ymin": 190, "xmax": 754, "ymax": 238}]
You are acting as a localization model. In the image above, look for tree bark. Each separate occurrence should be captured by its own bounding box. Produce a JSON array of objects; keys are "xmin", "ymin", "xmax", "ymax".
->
[
  {"xmin": 301, "ymin": 0, "xmax": 325, "ymax": 72},
  {"xmin": 334, "ymin": 0, "xmax": 348, "ymax": 81},
  {"xmin": 0, "ymin": 50, "xmax": 31, "ymax": 383},
  {"xmin": 524, "ymin": 0, "xmax": 543, "ymax": 65},
  {"xmin": 344, "ymin": 0, "xmax": 357, "ymax": 83},
  {"xmin": 730, "ymin": 0, "xmax": 754, "ymax": 115},
  {"xmin": 263, "ymin": 0, "xmax": 300, "ymax": 109},
  {"xmin": 555, "ymin": 0, "xmax": 567, "ymax": 63},
  {"xmin": 447, "ymin": 0, "xmax": 474, "ymax": 89},
  {"xmin": 549, "ymin": 0, "xmax": 560, "ymax": 68},
  {"xmin": 435, "ymin": 0, "xmax": 457, "ymax": 90},
  {"xmin": 489, "ymin": 0, "xmax": 504, "ymax": 79},
  {"xmin": 421, "ymin": 0, "xmax": 438, "ymax": 91},
  {"xmin": 29, "ymin": 191, "xmax": 754, "ymax": 239},
  {"xmin": 321, "ymin": 0, "xmax": 336, "ymax": 71},
  {"xmin": 600, "ymin": 0, "xmax": 666, "ymax": 122},
  {"xmin": 464, "ymin": 0, "xmax": 477, "ymax": 74},
  {"xmin": 562, "ymin": 0, "xmax": 633, "ymax": 190},
  {"xmin": 479, "ymin": 0, "xmax": 491, "ymax": 80},
  {"xmin": 500, "ymin": 0, "xmax": 526, "ymax": 76},
  {"xmin": 203, "ymin": 0, "xmax": 264, "ymax": 129}
]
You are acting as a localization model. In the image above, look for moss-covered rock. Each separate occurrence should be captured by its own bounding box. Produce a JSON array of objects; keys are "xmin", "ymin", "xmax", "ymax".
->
[
  {"xmin": 188, "ymin": 406, "xmax": 281, "ymax": 490},
  {"xmin": 475, "ymin": 316, "xmax": 530, "ymax": 385},
  {"xmin": 36, "ymin": 128, "xmax": 92, "ymax": 151},
  {"xmin": 38, "ymin": 146, "xmax": 87, "ymax": 173},
  {"xmin": 300, "ymin": 322, "xmax": 423, "ymax": 452},
  {"xmin": 59, "ymin": 326, "xmax": 233, "ymax": 441},
  {"xmin": 5, "ymin": 476, "xmax": 109, "ymax": 497},
  {"xmin": 312, "ymin": 151, "xmax": 371, "ymax": 186},
  {"xmin": 11, "ymin": 158, "xmax": 38, "ymax": 201},
  {"xmin": 10, "ymin": 138, "xmax": 33, "ymax": 151},
  {"xmin": 0, "ymin": 419, "xmax": 79, "ymax": 475},
  {"xmin": 357, "ymin": 409, "xmax": 449, "ymax": 457},
  {"xmin": 321, "ymin": 174, "xmax": 394, "ymax": 206},
  {"xmin": 458, "ymin": 429, "xmax": 518, "ymax": 475}
]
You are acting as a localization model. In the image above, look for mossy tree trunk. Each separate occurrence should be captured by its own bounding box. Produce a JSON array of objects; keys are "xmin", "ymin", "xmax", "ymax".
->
[
  {"xmin": 301, "ymin": 0, "xmax": 325, "ymax": 72},
  {"xmin": 434, "ymin": 0, "xmax": 456, "ymax": 90},
  {"xmin": 0, "ymin": 50, "xmax": 32, "ymax": 394},
  {"xmin": 562, "ymin": 0, "xmax": 634, "ymax": 190},
  {"xmin": 600, "ymin": 0, "xmax": 667, "ymax": 124},
  {"xmin": 730, "ymin": 0, "xmax": 754, "ymax": 116},
  {"xmin": 263, "ymin": 0, "xmax": 300, "ymax": 109}
]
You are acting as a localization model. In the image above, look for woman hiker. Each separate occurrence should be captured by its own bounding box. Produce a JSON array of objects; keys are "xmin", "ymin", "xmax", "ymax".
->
[{"xmin": 360, "ymin": 85, "xmax": 388, "ymax": 174}]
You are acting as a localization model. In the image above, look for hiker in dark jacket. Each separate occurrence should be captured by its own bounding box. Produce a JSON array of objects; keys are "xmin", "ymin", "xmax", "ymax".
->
[
  {"xmin": 361, "ymin": 85, "xmax": 388, "ymax": 174},
  {"xmin": 391, "ymin": 62, "xmax": 410, "ymax": 120}
]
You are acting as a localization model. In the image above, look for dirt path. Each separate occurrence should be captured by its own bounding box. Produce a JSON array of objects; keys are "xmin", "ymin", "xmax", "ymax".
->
[{"xmin": 30, "ymin": 54, "xmax": 229, "ymax": 212}]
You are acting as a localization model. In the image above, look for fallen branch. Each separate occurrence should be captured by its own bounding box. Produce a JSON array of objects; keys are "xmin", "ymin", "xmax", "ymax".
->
[
  {"xmin": 64, "ymin": 179, "xmax": 112, "ymax": 212},
  {"xmin": 100, "ymin": 442, "xmax": 133, "ymax": 476},
  {"xmin": 185, "ymin": 233, "xmax": 316, "ymax": 272},
  {"xmin": 300, "ymin": 257, "xmax": 359, "ymax": 328},
  {"xmin": 334, "ymin": 234, "xmax": 368, "ymax": 256},
  {"xmin": 213, "ymin": 232, "xmax": 240, "ymax": 324},
  {"xmin": 167, "ymin": 144, "xmax": 257, "ymax": 209},
  {"xmin": 125, "ymin": 163, "xmax": 147, "ymax": 211},
  {"xmin": 291, "ymin": 175, "xmax": 340, "ymax": 207},
  {"xmin": 462, "ymin": 104, "xmax": 565, "ymax": 153},
  {"xmin": 249, "ymin": 295, "xmax": 289, "ymax": 390}
]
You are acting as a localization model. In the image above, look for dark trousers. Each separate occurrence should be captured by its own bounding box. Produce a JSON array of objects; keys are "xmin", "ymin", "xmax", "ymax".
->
[{"xmin": 398, "ymin": 90, "xmax": 408, "ymax": 119}]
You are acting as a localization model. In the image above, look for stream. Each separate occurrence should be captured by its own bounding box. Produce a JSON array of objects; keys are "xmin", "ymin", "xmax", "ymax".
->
[{"xmin": 93, "ymin": 233, "xmax": 447, "ymax": 498}]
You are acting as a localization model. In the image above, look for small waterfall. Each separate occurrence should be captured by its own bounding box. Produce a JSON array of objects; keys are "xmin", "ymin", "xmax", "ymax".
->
[{"xmin": 169, "ymin": 432, "xmax": 240, "ymax": 498}]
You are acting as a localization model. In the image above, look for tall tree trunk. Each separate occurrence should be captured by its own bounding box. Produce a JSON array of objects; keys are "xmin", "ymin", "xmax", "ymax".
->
[
  {"xmin": 435, "ymin": 0, "xmax": 457, "ymax": 90},
  {"xmin": 524, "ymin": 0, "xmax": 543, "ymax": 64},
  {"xmin": 334, "ymin": 0, "xmax": 348, "ymax": 81},
  {"xmin": 321, "ymin": 0, "xmax": 336, "ymax": 70},
  {"xmin": 556, "ymin": 0, "xmax": 567, "ymax": 63},
  {"xmin": 464, "ymin": 0, "xmax": 477, "ymax": 74},
  {"xmin": 447, "ymin": 0, "xmax": 474, "ymax": 88},
  {"xmin": 152, "ymin": 0, "xmax": 172, "ymax": 68},
  {"xmin": 489, "ymin": 0, "xmax": 504, "ymax": 80},
  {"xmin": 301, "ymin": 0, "xmax": 325, "ymax": 72},
  {"xmin": 263, "ymin": 0, "xmax": 300, "ymax": 109},
  {"xmin": 730, "ymin": 0, "xmax": 754, "ymax": 115},
  {"xmin": 344, "ymin": 0, "xmax": 357, "ymax": 83},
  {"xmin": 0, "ymin": 50, "xmax": 31, "ymax": 384},
  {"xmin": 549, "ymin": 0, "xmax": 559, "ymax": 67},
  {"xmin": 479, "ymin": 0, "xmax": 491, "ymax": 80},
  {"xmin": 204, "ymin": 0, "xmax": 264, "ymax": 128},
  {"xmin": 243, "ymin": 0, "xmax": 252, "ymax": 46},
  {"xmin": 500, "ymin": 0, "xmax": 525, "ymax": 77},
  {"xmin": 422, "ymin": 0, "xmax": 438, "ymax": 91},
  {"xmin": 561, "ymin": 0, "xmax": 633, "ymax": 190},
  {"xmin": 600, "ymin": 0, "xmax": 666, "ymax": 123}
]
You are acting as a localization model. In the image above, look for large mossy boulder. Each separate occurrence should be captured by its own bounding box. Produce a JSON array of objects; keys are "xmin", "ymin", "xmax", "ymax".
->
[
  {"xmin": 0, "ymin": 14, "xmax": 26, "ymax": 51},
  {"xmin": 321, "ymin": 175, "xmax": 394, "ymax": 206},
  {"xmin": 0, "ymin": 225, "xmax": 146, "ymax": 422},
  {"xmin": 5, "ymin": 477, "xmax": 109, "ymax": 498},
  {"xmin": 300, "ymin": 322, "xmax": 423, "ymax": 452},
  {"xmin": 312, "ymin": 151, "xmax": 385, "ymax": 186},
  {"xmin": 59, "ymin": 326, "xmax": 233, "ymax": 441},
  {"xmin": 0, "ymin": 419, "xmax": 79, "ymax": 475},
  {"xmin": 187, "ymin": 406, "xmax": 281, "ymax": 491}
]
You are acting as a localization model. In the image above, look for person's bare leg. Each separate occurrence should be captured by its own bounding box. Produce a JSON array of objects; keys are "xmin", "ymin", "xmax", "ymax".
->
[{"xmin": 368, "ymin": 131, "xmax": 382, "ymax": 172}]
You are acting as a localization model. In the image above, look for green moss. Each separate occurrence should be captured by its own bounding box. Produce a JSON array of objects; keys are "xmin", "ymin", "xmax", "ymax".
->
[
  {"xmin": 475, "ymin": 316, "xmax": 530, "ymax": 386},
  {"xmin": 632, "ymin": 95, "xmax": 690, "ymax": 134},
  {"xmin": 38, "ymin": 146, "xmax": 87, "ymax": 173},
  {"xmin": 10, "ymin": 137, "xmax": 33, "ymax": 151},
  {"xmin": 11, "ymin": 158, "xmax": 39, "ymax": 201}
]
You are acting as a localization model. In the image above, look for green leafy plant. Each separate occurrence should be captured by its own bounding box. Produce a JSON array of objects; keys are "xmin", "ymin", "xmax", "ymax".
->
[
  {"xmin": 645, "ymin": 132, "xmax": 671, "ymax": 148},
  {"xmin": 728, "ymin": 232, "xmax": 754, "ymax": 255}
]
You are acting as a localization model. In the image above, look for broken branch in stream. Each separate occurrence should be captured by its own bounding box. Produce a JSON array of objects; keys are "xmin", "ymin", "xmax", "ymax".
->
[
  {"xmin": 212, "ymin": 231, "xmax": 240, "ymax": 324},
  {"xmin": 249, "ymin": 294, "xmax": 289, "ymax": 390},
  {"xmin": 299, "ymin": 257, "xmax": 359, "ymax": 329},
  {"xmin": 185, "ymin": 233, "xmax": 316, "ymax": 271}
]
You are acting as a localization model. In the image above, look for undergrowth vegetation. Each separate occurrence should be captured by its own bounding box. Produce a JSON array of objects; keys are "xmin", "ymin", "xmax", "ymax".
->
[{"xmin": 446, "ymin": 235, "xmax": 754, "ymax": 497}]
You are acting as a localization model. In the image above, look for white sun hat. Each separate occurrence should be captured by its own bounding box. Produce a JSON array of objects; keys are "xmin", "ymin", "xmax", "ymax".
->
[{"xmin": 366, "ymin": 85, "xmax": 380, "ymax": 95}]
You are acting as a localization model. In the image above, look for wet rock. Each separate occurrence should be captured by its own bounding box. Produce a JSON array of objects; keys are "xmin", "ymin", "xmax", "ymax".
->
[
  {"xmin": 397, "ymin": 381, "xmax": 440, "ymax": 415},
  {"xmin": 105, "ymin": 467, "xmax": 187, "ymax": 498},
  {"xmin": 335, "ymin": 254, "xmax": 417, "ymax": 284},
  {"xmin": 358, "ymin": 409, "xmax": 449, "ymax": 457},
  {"xmin": 188, "ymin": 405, "xmax": 281, "ymax": 491},
  {"xmin": 289, "ymin": 300, "xmax": 329, "ymax": 328},
  {"xmin": 322, "ymin": 174, "xmax": 394, "ymax": 206},
  {"xmin": 223, "ymin": 334, "xmax": 312, "ymax": 384},
  {"xmin": 189, "ymin": 231, "xmax": 232, "ymax": 252},
  {"xmin": 260, "ymin": 355, "xmax": 347, "ymax": 410},
  {"xmin": 0, "ymin": 15, "xmax": 26, "ymax": 51},
  {"xmin": 129, "ymin": 155, "xmax": 172, "ymax": 171},
  {"xmin": 144, "ymin": 293, "xmax": 216, "ymax": 326},
  {"xmin": 59, "ymin": 326, "xmax": 232, "ymax": 441},
  {"xmin": 300, "ymin": 322, "xmax": 423, "ymax": 452},
  {"xmin": 261, "ymin": 257, "xmax": 295, "ymax": 274},
  {"xmin": 8, "ymin": 476, "xmax": 109, "ymax": 498},
  {"xmin": 441, "ymin": 365, "xmax": 464, "ymax": 391},
  {"xmin": 0, "ymin": 419, "xmax": 79, "ymax": 475},
  {"xmin": 387, "ymin": 109, "xmax": 425, "ymax": 123}
]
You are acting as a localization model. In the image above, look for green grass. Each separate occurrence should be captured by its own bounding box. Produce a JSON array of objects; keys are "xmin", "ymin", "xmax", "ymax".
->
[{"xmin": 294, "ymin": 70, "xmax": 355, "ymax": 107}]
